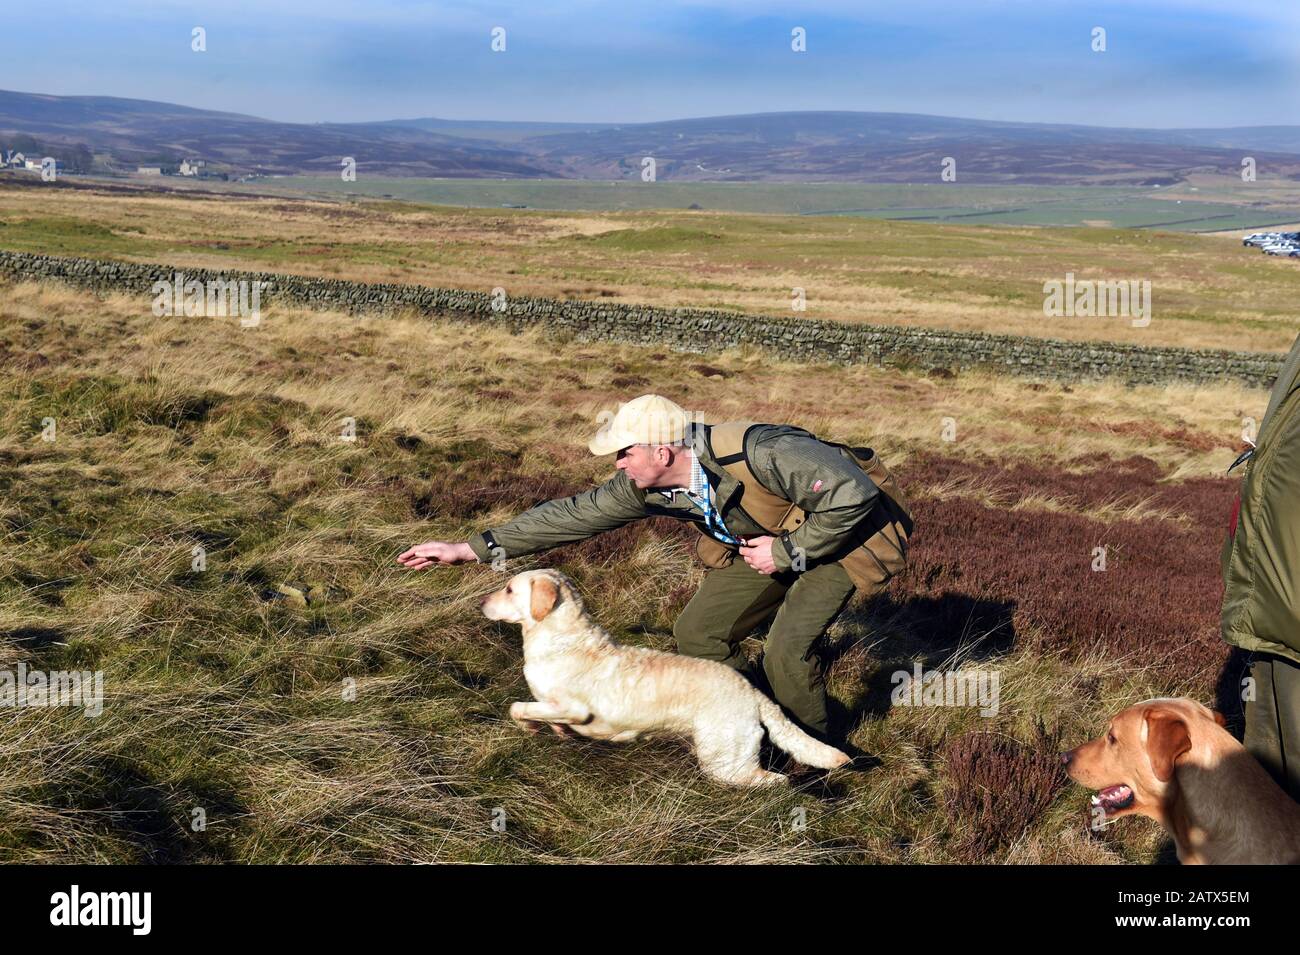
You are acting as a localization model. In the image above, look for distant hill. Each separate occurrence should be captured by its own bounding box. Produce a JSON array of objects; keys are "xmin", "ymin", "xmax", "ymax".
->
[
  {"xmin": 3, "ymin": 89, "xmax": 1300, "ymax": 185},
  {"xmin": 510, "ymin": 112, "xmax": 1300, "ymax": 184},
  {"xmin": 373, "ymin": 117, "xmax": 615, "ymax": 145},
  {"xmin": 0, "ymin": 90, "xmax": 557, "ymax": 178}
]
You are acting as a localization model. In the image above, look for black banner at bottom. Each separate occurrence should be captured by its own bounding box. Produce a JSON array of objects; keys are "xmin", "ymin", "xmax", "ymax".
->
[{"xmin": 0, "ymin": 862, "xmax": 1277, "ymax": 940}]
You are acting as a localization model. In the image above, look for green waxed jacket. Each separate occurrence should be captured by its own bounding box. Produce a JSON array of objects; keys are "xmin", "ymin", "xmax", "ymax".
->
[
  {"xmin": 1221, "ymin": 332, "xmax": 1300, "ymax": 666},
  {"xmin": 467, "ymin": 422, "xmax": 885, "ymax": 574}
]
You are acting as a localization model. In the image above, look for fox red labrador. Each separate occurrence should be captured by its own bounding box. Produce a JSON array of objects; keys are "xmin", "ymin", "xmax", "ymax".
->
[{"xmin": 1063, "ymin": 697, "xmax": 1300, "ymax": 864}]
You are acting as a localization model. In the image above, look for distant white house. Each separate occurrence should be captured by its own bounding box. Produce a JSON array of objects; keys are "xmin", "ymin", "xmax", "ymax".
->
[
  {"xmin": 137, "ymin": 166, "xmax": 163, "ymax": 176},
  {"xmin": 179, "ymin": 158, "xmax": 206, "ymax": 176}
]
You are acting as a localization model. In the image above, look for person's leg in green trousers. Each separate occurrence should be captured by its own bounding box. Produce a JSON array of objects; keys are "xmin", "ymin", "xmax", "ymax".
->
[
  {"xmin": 673, "ymin": 558, "xmax": 856, "ymax": 739},
  {"xmin": 1244, "ymin": 653, "xmax": 1300, "ymax": 801}
]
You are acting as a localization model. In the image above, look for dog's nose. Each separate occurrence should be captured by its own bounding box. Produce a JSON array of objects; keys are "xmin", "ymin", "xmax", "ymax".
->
[{"xmin": 1060, "ymin": 751, "xmax": 1073, "ymax": 767}]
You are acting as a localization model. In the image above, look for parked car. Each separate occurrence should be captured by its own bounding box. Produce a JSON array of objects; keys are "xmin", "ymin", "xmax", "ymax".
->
[{"xmin": 1244, "ymin": 232, "xmax": 1280, "ymax": 246}]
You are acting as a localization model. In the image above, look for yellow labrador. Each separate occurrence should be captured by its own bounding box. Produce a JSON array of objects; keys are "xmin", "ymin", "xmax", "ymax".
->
[
  {"xmin": 1063, "ymin": 697, "xmax": 1300, "ymax": 864},
  {"xmin": 480, "ymin": 569, "xmax": 852, "ymax": 787}
]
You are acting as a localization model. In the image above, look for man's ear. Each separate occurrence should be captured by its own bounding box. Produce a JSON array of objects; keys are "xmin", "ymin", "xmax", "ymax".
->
[
  {"xmin": 529, "ymin": 577, "xmax": 559, "ymax": 623},
  {"xmin": 1212, "ymin": 709, "xmax": 1227, "ymax": 728},
  {"xmin": 1145, "ymin": 707, "xmax": 1192, "ymax": 783}
]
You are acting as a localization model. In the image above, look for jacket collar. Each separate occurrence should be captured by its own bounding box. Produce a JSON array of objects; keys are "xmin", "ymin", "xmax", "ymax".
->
[{"xmin": 691, "ymin": 424, "xmax": 743, "ymax": 514}]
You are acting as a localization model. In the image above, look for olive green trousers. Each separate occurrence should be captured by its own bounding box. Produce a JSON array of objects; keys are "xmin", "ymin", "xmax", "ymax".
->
[
  {"xmin": 1244, "ymin": 652, "xmax": 1300, "ymax": 801},
  {"xmin": 672, "ymin": 558, "xmax": 860, "ymax": 739}
]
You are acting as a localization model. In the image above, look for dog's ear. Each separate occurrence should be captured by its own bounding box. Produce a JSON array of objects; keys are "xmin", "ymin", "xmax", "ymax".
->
[
  {"xmin": 1211, "ymin": 709, "xmax": 1227, "ymax": 728},
  {"xmin": 1144, "ymin": 707, "xmax": 1192, "ymax": 783},
  {"xmin": 529, "ymin": 576, "xmax": 559, "ymax": 623}
]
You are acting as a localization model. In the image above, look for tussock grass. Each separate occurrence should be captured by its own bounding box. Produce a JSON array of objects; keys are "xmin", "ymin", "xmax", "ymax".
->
[{"xmin": 0, "ymin": 276, "xmax": 1267, "ymax": 863}]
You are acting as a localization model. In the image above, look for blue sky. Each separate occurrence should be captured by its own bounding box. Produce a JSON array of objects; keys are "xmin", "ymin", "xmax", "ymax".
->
[{"xmin": 5, "ymin": 0, "xmax": 1298, "ymax": 127}]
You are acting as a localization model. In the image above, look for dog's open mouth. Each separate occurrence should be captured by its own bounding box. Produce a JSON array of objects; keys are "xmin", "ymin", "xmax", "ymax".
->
[{"xmin": 1090, "ymin": 784, "xmax": 1135, "ymax": 815}]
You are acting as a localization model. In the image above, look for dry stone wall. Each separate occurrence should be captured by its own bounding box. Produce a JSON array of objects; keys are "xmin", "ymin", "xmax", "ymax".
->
[{"xmin": 0, "ymin": 251, "xmax": 1285, "ymax": 388}]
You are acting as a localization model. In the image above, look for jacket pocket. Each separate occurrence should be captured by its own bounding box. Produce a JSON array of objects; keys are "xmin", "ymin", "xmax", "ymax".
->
[
  {"xmin": 695, "ymin": 532, "xmax": 737, "ymax": 569},
  {"xmin": 776, "ymin": 501, "xmax": 805, "ymax": 534},
  {"xmin": 850, "ymin": 450, "xmax": 913, "ymax": 575}
]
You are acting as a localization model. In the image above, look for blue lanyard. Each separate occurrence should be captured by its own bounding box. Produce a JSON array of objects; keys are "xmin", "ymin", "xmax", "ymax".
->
[{"xmin": 694, "ymin": 477, "xmax": 740, "ymax": 544}]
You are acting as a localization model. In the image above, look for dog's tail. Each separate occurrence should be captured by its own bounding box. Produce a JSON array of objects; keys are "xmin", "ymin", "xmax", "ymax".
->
[{"xmin": 757, "ymin": 697, "xmax": 852, "ymax": 770}]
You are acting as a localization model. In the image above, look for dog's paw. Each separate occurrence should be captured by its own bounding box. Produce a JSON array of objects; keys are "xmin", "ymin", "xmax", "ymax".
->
[{"xmin": 509, "ymin": 702, "xmax": 546, "ymax": 734}]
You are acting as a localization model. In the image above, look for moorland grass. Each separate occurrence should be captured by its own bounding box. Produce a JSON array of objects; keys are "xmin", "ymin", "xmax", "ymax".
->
[
  {"xmin": 0, "ymin": 277, "xmax": 1269, "ymax": 862},
  {"xmin": 3, "ymin": 182, "xmax": 1299, "ymax": 352}
]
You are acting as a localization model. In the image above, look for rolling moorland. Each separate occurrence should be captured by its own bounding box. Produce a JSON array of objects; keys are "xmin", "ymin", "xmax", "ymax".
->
[
  {"xmin": 242, "ymin": 174, "xmax": 1300, "ymax": 233},
  {"xmin": 6, "ymin": 89, "xmax": 1300, "ymax": 185},
  {"xmin": 0, "ymin": 178, "xmax": 1281, "ymax": 860},
  {"xmin": 2, "ymin": 179, "xmax": 1300, "ymax": 352}
]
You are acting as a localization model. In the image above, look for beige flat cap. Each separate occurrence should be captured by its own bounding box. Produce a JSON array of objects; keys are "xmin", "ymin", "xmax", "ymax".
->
[{"xmin": 588, "ymin": 394, "xmax": 698, "ymax": 455}]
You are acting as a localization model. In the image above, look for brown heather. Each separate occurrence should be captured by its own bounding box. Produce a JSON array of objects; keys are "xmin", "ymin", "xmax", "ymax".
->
[{"xmin": 942, "ymin": 723, "xmax": 1068, "ymax": 862}]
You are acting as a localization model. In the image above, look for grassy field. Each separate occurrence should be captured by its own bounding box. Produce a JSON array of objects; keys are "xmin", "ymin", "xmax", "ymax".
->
[
  {"xmin": 3, "ymin": 178, "xmax": 1300, "ymax": 353},
  {"xmin": 220, "ymin": 174, "xmax": 1300, "ymax": 232},
  {"xmin": 0, "ymin": 272, "xmax": 1267, "ymax": 862}
]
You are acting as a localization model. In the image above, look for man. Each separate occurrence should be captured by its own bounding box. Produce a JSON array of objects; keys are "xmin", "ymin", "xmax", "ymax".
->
[
  {"xmin": 398, "ymin": 394, "xmax": 911, "ymax": 744},
  {"xmin": 1222, "ymin": 331, "xmax": 1300, "ymax": 800}
]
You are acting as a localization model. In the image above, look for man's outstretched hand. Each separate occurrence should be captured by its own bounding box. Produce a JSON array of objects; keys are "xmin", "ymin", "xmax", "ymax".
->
[{"xmin": 398, "ymin": 540, "xmax": 477, "ymax": 569}]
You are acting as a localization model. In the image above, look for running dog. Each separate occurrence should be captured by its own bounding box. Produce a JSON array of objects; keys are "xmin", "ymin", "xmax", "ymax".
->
[{"xmin": 480, "ymin": 569, "xmax": 852, "ymax": 787}]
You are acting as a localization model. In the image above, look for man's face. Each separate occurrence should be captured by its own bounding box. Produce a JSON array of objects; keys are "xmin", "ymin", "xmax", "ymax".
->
[{"xmin": 615, "ymin": 444, "xmax": 673, "ymax": 489}]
